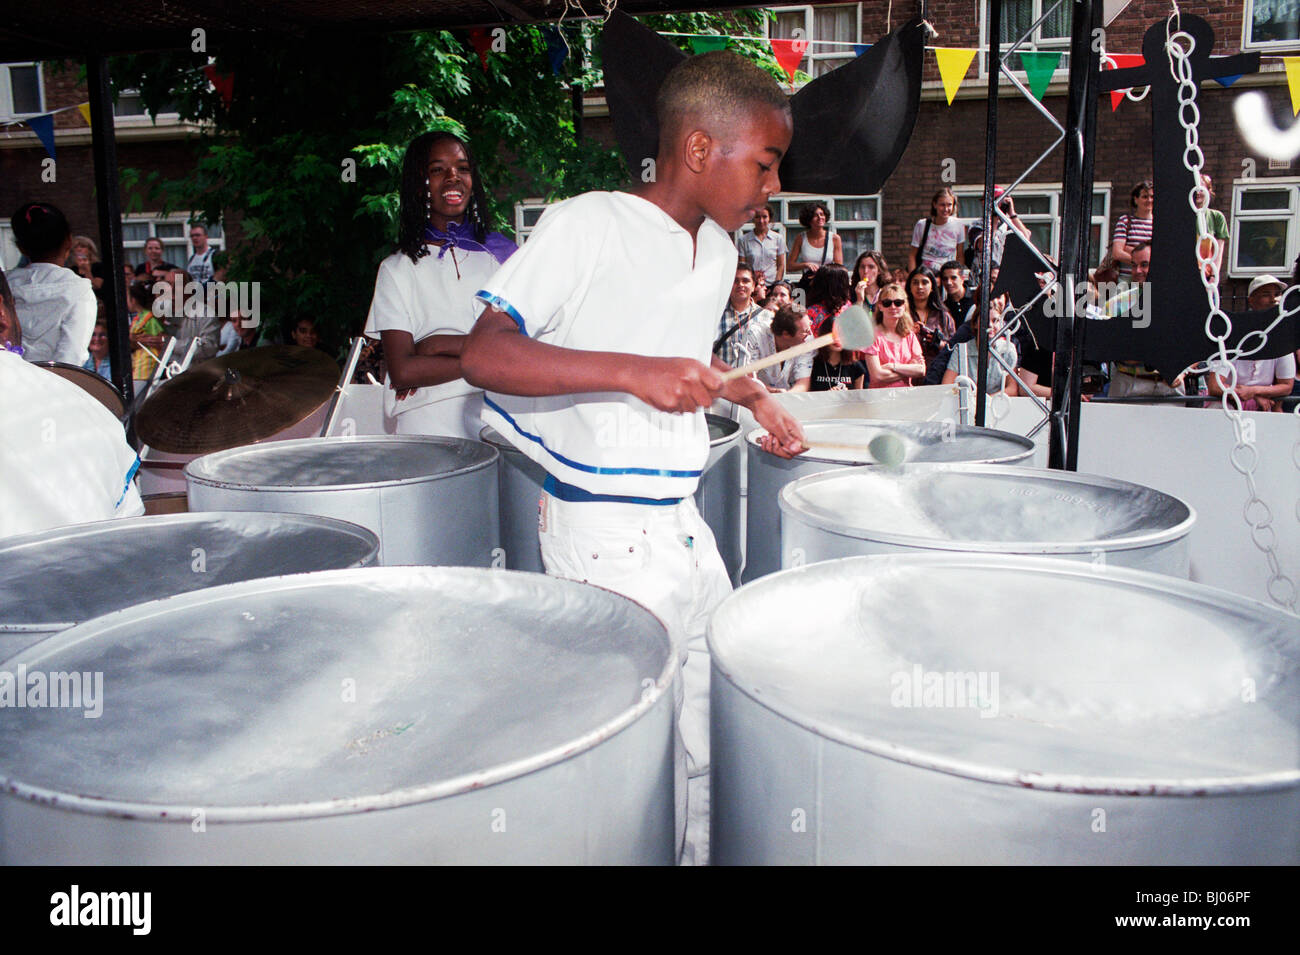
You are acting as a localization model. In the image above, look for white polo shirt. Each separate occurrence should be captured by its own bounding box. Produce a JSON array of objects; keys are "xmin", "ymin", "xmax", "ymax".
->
[
  {"xmin": 365, "ymin": 244, "xmax": 504, "ymax": 423},
  {"xmin": 477, "ymin": 191, "xmax": 734, "ymax": 500},
  {"xmin": 0, "ymin": 349, "xmax": 143, "ymax": 538}
]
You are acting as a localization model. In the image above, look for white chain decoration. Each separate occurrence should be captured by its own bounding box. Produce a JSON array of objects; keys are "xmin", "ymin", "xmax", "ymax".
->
[{"xmin": 1167, "ymin": 23, "xmax": 1297, "ymax": 611}]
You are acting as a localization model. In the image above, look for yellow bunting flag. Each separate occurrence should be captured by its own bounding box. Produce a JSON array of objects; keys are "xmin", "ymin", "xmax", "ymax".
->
[
  {"xmin": 934, "ymin": 48, "xmax": 977, "ymax": 105},
  {"xmin": 1286, "ymin": 57, "xmax": 1300, "ymax": 115},
  {"xmin": 77, "ymin": 103, "xmax": 92, "ymax": 125}
]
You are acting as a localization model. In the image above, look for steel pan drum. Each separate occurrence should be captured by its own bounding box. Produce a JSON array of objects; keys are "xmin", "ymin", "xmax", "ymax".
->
[
  {"xmin": 696, "ymin": 415, "xmax": 743, "ymax": 585},
  {"xmin": 482, "ymin": 414, "xmax": 743, "ymax": 580},
  {"xmin": 185, "ymin": 436, "xmax": 499, "ymax": 567},
  {"xmin": 0, "ymin": 512, "xmax": 379, "ymax": 663},
  {"xmin": 480, "ymin": 425, "xmax": 548, "ymax": 573},
  {"xmin": 33, "ymin": 361, "xmax": 125, "ymax": 418},
  {"xmin": 744, "ymin": 419, "xmax": 1034, "ymax": 582},
  {"xmin": 0, "ymin": 567, "xmax": 676, "ymax": 864},
  {"xmin": 710, "ymin": 555, "xmax": 1300, "ymax": 865},
  {"xmin": 780, "ymin": 465, "xmax": 1196, "ymax": 577}
]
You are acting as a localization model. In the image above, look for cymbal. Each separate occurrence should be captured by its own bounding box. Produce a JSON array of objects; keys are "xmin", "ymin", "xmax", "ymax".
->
[
  {"xmin": 34, "ymin": 361, "xmax": 126, "ymax": 419},
  {"xmin": 136, "ymin": 345, "xmax": 338, "ymax": 454}
]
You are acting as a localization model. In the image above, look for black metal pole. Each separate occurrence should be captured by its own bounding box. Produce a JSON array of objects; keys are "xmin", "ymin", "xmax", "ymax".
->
[
  {"xmin": 1050, "ymin": 0, "xmax": 1102, "ymax": 470},
  {"xmin": 86, "ymin": 54, "xmax": 135, "ymax": 445},
  {"xmin": 976, "ymin": 0, "xmax": 1001, "ymax": 426}
]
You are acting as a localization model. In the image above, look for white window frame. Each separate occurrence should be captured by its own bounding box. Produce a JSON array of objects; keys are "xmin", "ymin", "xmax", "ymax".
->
[
  {"xmin": 1, "ymin": 222, "xmax": 20, "ymax": 271},
  {"xmin": 1229, "ymin": 178, "xmax": 1300, "ymax": 279},
  {"xmin": 513, "ymin": 200, "xmax": 550, "ymax": 244},
  {"xmin": 1, "ymin": 62, "xmax": 46, "ymax": 120},
  {"xmin": 121, "ymin": 214, "xmax": 226, "ymax": 269},
  {"xmin": 953, "ymin": 183, "xmax": 1111, "ymax": 267},
  {"xmin": 113, "ymin": 88, "xmax": 182, "ymax": 125},
  {"xmin": 763, "ymin": 193, "xmax": 881, "ymax": 280},
  {"xmin": 977, "ymin": 0, "xmax": 1073, "ymax": 80},
  {"xmin": 765, "ymin": 4, "xmax": 863, "ymax": 85},
  {"xmin": 1241, "ymin": 0, "xmax": 1300, "ymax": 53}
]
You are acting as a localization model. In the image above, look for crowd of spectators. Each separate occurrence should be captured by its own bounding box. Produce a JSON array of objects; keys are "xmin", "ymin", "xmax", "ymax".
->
[
  {"xmin": 721, "ymin": 183, "xmax": 1299, "ymax": 406},
  {"xmin": 1, "ymin": 200, "xmax": 347, "ymax": 392}
]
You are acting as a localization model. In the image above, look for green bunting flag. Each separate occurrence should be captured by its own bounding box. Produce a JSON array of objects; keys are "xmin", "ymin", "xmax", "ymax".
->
[
  {"xmin": 690, "ymin": 35, "xmax": 729, "ymax": 54},
  {"xmin": 1019, "ymin": 51, "xmax": 1062, "ymax": 102}
]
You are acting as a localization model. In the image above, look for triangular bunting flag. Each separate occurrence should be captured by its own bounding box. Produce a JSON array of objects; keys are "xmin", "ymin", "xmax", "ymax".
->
[
  {"xmin": 690, "ymin": 35, "xmax": 729, "ymax": 54},
  {"xmin": 1213, "ymin": 74, "xmax": 1242, "ymax": 88},
  {"xmin": 27, "ymin": 113, "xmax": 56, "ymax": 161},
  {"xmin": 1286, "ymin": 57, "xmax": 1300, "ymax": 115},
  {"xmin": 203, "ymin": 65, "xmax": 235, "ymax": 109},
  {"xmin": 1103, "ymin": 53, "xmax": 1143, "ymax": 111},
  {"xmin": 769, "ymin": 37, "xmax": 808, "ymax": 83},
  {"xmin": 77, "ymin": 103, "xmax": 92, "ymax": 126},
  {"xmin": 934, "ymin": 48, "xmax": 977, "ymax": 105},
  {"xmin": 467, "ymin": 28, "xmax": 493, "ymax": 71},
  {"xmin": 852, "ymin": 44, "xmax": 870, "ymax": 58},
  {"xmin": 1020, "ymin": 51, "xmax": 1062, "ymax": 102},
  {"xmin": 542, "ymin": 26, "xmax": 568, "ymax": 75}
]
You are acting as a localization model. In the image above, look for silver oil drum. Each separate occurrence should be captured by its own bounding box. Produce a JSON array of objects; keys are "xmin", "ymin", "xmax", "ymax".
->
[
  {"xmin": 480, "ymin": 425, "xmax": 547, "ymax": 573},
  {"xmin": 709, "ymin": 555, "xmax": 1300, "ymax": 865},
  {"xmin": 744, "ymin": 419, "xmax": 1034, "ymax": 583},
  {"xmin": 695, "ymin": 414, "xmax": 743, "ymax": 585},
  {"xmin": 780, "ymin": 465, "xmax": 1195, "ymax": 578},
  {"xmin": 0, "ymin": 567, "xmax": 676, "ymax": 864},
  {"xmin": 0, "ymin": 512, "xmax": 378, "ymax": 663},
  {"xmin": 185, "ymin": 436, "xmax": 499, "ymax": 567}
]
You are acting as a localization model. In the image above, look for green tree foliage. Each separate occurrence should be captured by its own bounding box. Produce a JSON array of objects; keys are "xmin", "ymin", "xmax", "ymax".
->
[{"xmin": 110, "ymin": 12, "xmax": 782, "ymax": 347}]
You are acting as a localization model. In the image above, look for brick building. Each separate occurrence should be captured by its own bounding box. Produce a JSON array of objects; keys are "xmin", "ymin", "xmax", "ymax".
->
[{"xmin": 3, "ymin": 0, "xmax": 1296, "ymax": 311}]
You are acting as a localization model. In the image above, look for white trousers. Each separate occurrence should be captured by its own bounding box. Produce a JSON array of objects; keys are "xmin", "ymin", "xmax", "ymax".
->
[{"xmin": 537, "ymin": 491, "xmax": 732, "ymax": 866}]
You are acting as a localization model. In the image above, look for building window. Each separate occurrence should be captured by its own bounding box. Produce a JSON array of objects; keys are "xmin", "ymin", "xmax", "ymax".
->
[
  {"xmin": 1243, "ymin": 0, "xmax": 1300, "ymax": 52},
  {"xmin": 513, "ymin": 201, "xmax": 549, "ymax": 244},
  {"xmin": 1230, "ymin": 179, "xmax": 1299, "ymax": 277},
  {"xmin": 954, "ymin": 185, "xmax": 1110, "ymax": 267},
  {"xmin": 1, "ymin": 62, "xmax": 45, "ymax": 119},
  {"xmin": 122, "ymin": 216, "xmax": 225, "ymax": 269},
  {"xmin": 766, "ymin": 4, "xmax": 862, "ymax": 80},
  {"xmin": 762, "ymin": 194, "xmax": 881, "ymax": 276},
  {"xmin": 114, "ymin": 88, "xmax": 180, "ymax": 119},
  {"xmin": 980, "ymin": 0, "xmax": 1072, "ymax": 76}
]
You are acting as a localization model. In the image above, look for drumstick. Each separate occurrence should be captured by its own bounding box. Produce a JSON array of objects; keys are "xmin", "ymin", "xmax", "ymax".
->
[
  {"xmin": 721, "ymin": 305, "xmax": 874, "ymax": 382},
  {"xmin": 800, "ymin": 434, "xmax": 908, "ymax": 466}
]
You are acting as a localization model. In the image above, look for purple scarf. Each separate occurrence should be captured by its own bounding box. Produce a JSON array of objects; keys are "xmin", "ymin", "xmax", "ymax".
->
[{"xmin": 424, "ymin": 220, "xmax": 516, "ymax": 265}]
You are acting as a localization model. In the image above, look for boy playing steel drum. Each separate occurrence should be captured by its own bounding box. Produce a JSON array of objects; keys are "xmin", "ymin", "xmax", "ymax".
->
[{"xmin": 462, "ymin": 51, "xmax": 806, "ymax": 864}]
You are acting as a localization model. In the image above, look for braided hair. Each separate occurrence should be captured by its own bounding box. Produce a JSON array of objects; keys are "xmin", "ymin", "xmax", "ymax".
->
[{"xmin": 396, "ymin": 131, "xmax": 491, "ymax": 264}]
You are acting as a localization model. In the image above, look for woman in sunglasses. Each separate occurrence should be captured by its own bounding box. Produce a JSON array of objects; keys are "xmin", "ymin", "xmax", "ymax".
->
[{"xmin": 864, "ymin": 283, "xmax": 925, "ymax": 389}]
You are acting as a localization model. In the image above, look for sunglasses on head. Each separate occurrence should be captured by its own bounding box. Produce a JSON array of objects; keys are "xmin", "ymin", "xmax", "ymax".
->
[{"xmin": 879, "ymin": 298, "xmax": 906, "ymax": 308}]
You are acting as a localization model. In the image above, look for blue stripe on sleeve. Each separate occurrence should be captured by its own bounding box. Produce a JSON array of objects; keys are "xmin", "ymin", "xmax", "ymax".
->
[{"xmin": 476, "ymin": 291, "xmax": 527, "ymax": 335}]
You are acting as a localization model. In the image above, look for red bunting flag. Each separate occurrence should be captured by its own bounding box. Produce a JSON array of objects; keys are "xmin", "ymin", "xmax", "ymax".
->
[
  {"xmin": 467, "ymin": 28, "xmax": 493, "ymax": 71},
  {"xmin": 203, "ymin": 65, "xmax": 235, "ymax": 110},
  {"xmin": 1103, "ymin": 54, "xmax": 1144, "ymax": 111},
  {"xmin": 769, "ymin": 37, "xmax": 808, "ymax": 84}
]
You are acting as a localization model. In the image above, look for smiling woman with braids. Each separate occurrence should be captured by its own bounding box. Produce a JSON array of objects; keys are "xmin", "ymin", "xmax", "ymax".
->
[{"xmin": 363, "ymin": 131, "xmax": 516, "ymax": 438}]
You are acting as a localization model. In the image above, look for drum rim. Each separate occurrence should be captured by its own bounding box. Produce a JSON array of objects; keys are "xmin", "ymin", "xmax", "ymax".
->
[
  {"xmin": 0, "ymin": 511, "xmax": 380, "ymax": 631},
  {"xmin": 0, "ymin": 566, "xmax": 677, "ymax": 821},
  {"xmin": 777, "ymin": 463, "xmax": 1197, "ymax": 553},
  {"xmin": 746, "ymin": 417, "xmax": 1036, "ymax": 465},
  {"xmin": 184, "ymin": 435, "xmax": 498, "ymax": 490},
  {"xmin": 31, "ymin": 360, "xmax": 126, "ymax": 418},
  {"xmin": 708, "ymin": 553, "xmax": 1300, "ymax": 795}
]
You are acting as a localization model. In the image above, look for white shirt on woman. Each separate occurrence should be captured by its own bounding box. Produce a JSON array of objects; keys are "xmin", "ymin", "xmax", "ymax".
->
[{"xmin": 364, "ymin": 244, "xmax": 503, "ymax": 439}]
